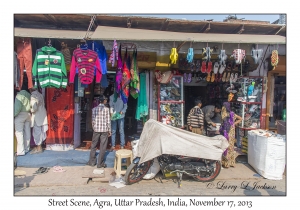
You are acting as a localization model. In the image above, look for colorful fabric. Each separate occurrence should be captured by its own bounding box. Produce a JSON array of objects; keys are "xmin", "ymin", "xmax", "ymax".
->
[
  {"xmin": 115, "ymin": 45, "xmax": 123, "ymax": 96},
  {"xmin": 130, "ymin": 49, "xmax": 140, "ymax": 99},
  {"xmin": 109, "ymin": 40, "xmax": 118, "ymax": 67},
  {"xmin": 32, "ymin": 46, "xmax": 68, "ymax": 88},
  {"xmin": 92, "ymin": 104, "xmax": 111, "ymax": 132},
  {"xmin": 46, "ymin": 83, "xmax": 74, "ymax": 145},
  {"xmin": 83, "ymin": 41, "xmax": 108, "ymax": 74},
  {"xmin": 14, "ymin": 90, "xmax": 31, "ymax": 117},
  {"xmin": 121, "ymin": 48, "xmax": 131, "ymax": 104},
  {"xmin": 220, "ymin": 102, "xmax": 237, "ymax": 168},
  {"xmin": 69, "ymin": 48, "xmax": 102, "ymax": 85},
  {"xmin": 135, "ymin": 73, "xmax": 148, "ymax": 121}
]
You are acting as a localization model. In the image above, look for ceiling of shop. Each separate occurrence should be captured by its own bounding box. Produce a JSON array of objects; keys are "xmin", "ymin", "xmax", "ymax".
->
[{"xmin": 14, "ymin": 14, "xmax": 286, "ymax": 37}]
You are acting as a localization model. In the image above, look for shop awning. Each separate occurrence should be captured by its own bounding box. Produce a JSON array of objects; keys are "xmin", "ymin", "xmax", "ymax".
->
[
  {"xmin": 91, "ymin": 26, "xmax": 286, "ymax": 44},
  {"xmin": 14, "ymin": 27, "xmax": 92, "ymax": 39}
]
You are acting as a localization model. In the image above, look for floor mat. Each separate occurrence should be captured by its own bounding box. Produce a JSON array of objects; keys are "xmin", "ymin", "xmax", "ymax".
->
[{"xmin": 17, "ymin": 150, "xmax": 116, "ymax": 168}]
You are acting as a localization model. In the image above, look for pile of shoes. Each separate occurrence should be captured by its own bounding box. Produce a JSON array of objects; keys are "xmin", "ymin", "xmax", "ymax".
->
[{"xmin": 160, "ymin": 103, "xmax": 182, "ymax": 127}]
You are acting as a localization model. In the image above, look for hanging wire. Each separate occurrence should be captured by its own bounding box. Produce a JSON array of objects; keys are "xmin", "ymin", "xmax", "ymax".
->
[
  {"xmin": 190, "ymin": 41, "xmax": 192, "ymax": 48},
  {"xmin": 48, "ymin": 39, "xmax": 52, "ymax": 47},
  {"xmin": 222, "ymin": 43, "xmax": 223, "ymax": 50},
  {"xmin": 173, "ymin": 41, "xmax": 175, "ymax": 48}
]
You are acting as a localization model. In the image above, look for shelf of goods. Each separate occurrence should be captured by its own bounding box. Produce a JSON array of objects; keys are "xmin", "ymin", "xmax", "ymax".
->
[
  {"xmin": 157, "ymin": 75, "xmax": 185, "ymax": 129},
  {"xmin": 231, "ymin": 76, "xmax": 264, "ymax": 149}
]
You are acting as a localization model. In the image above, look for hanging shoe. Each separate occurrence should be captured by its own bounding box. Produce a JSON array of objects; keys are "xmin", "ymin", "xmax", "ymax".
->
[
  {"xmin": 210, "ymin": 73, "xmax": 215, "ymax": 82},
  {"xmin": 201, "ymin": 61, "xmax": 207, "ymax": 73},
  {"xmin": 206, "ymin": 72, "xmax": 211, "ymax": 82},
  {"xmin": 222, "ymin": 72, "xmax": 227, "ymax": 82},
  {"xmin": 213, "ymin": 62, "xmax": 219, "ymax": 74},
  {"xmin": 170, "ymin": 48, "xmax": 178, "ymax": 64},
  {"xmin": 186, "ymin": 48, "xmax": 194, "ymax": 63},
  {"xmin": 187, "ymin": 73, "xmax": 192, "ymax": 83},
  {"xmin": 206, "ymin": 61, "xmax": 212, "ymax": 73}
]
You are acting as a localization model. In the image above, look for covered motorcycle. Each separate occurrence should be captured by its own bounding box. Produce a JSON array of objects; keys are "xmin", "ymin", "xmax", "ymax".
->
[{"xmin": 125, "ymin": 119, "xmax": 229, "ymax": 186}]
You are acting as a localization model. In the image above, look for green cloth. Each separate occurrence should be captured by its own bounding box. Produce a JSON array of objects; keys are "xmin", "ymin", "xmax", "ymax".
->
[
  {"xmin": 14, "ymin": 90, "xmax": 31, "ymax": 117},
  {"xmin": 135, "ymin": 73, "xmax": 148, "ymax": 121},
  {"xmin": 130, "ymin": 49, "xmax": 140, "ymax": 99}
]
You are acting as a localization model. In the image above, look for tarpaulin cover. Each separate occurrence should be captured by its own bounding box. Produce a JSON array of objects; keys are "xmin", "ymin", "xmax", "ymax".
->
[{"xmin": 136, "ymin": 119, "xmax": 229, "ymax": 164}]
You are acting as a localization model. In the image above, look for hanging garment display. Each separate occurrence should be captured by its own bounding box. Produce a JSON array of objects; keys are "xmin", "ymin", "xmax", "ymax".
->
[
  {"xmin": 82, "ymin": 40, "xmax": 108, "ymax": 75},
  {"xmin": 46, "ymin": 84, "xmax": 74, "ymax": 151},
  {"xmin": 130, "ymin": 49, "xmax": 140, "ymax": 99},
  {"xmin": 69, "ymin": 48, "xmax": 102, "ymax": 85},
  {"xmin": 115, "ymin": 45, "xmax": 123, "ymax": 99},
  {"xmin": 14, "ymin": 51, "xmax": 20, "ymax": 89},
  {"xmin": 136, "ymin": 73, "xmax": 148, "ymax": 122},
  {"xmin": 16, "ymin": 37, "xmax": 34, "ymax": 90},
  {"xmin": 120, "ymin": 48, "xmax": 131, "ymax": 104},
  {"xmin": 109, "ymin": 40, "xmax": 118, "ymax": 67},
  {"xmin": 32, "ymin": 46, "xmax": 68, "ymax": 88}
]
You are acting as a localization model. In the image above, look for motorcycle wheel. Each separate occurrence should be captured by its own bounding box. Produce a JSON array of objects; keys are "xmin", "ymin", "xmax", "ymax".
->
[
  {"xmin": 124, "ymin": 160, "xmax": 152, "ymax": 185},
  {"xmin": 193, "ymin": 160, "xmax": 221, "ymax": 182}
]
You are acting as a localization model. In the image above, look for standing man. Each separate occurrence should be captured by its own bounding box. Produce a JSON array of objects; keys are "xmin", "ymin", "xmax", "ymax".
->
[
  {"xmin": 30, "ymin": 88, "xmax": 48, "ymax": 154},
  {"xmin": 87, "ymin": 95, "xmax": 111, "ymax": 168},
  {"xmin": 187, "ymin": 97, "xmax": 204, "ymax": 135},
  {"xmin": 109, "ymin": 93, "xmax": 127, "ymax": 150},
  {"xmin": 201, "ymin": 103, "xmax": 222, "ymax": 136},
  {"xmin": 14, "ymin": 88, "xmax": 31, "ymax": 156}
]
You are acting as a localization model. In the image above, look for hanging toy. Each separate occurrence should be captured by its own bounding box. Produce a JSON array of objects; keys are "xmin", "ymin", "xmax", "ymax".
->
[
  {"xmin": 170, "ymin": 48, "xmax": 178, "ymax": 64},
  {"xmin": 247, "ymin": 81, "xmax": 255, "ymax": 96}
]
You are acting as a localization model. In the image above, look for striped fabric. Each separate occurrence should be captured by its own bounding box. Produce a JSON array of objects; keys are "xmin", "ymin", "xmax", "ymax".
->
[
  {"xmin": 32, "ymin": 46, "xmax": 68, "ymax": 88},
  {"xmin": 69, "ymin": 48, "xmax": 102, "ymax": 85},
  {"xmin": 187, "ymin": 106, "xmax": 204, "ymax": 128}
]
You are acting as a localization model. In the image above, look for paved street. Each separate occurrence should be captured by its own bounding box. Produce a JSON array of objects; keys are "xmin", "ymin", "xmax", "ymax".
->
[{"xmin": 14, "ymin": 163, "xmax": 286, "ymax": 196}]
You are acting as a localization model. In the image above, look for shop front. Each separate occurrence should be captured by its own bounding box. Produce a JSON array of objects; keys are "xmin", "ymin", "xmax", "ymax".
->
[{"xmin": 14, "ymin": 20, "xmax": 286, "ymax": 154}]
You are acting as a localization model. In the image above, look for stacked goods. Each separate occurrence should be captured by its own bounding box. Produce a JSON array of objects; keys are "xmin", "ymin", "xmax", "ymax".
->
[{"xmin": 242, "ymin": 136, "xmax": 248, "ymax": 154}]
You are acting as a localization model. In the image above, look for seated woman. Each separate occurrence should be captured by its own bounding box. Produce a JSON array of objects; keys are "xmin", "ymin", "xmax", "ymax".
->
[{"xmin": 219, "ymin": 102, "xmax": 242, "ymax": 168}]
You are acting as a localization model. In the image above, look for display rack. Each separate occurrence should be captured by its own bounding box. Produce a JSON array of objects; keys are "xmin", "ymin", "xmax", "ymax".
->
[
  {"xmin": 233, "ymin": 76, "xmax": 264, "ymax": 148},
  {"xmin": 157, "ymin": 75, "xmax": 185, "ymax": 128}
]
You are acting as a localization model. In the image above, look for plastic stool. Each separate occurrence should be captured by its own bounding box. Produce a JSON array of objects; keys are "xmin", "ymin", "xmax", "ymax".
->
[{"xmin": 113, "ymin": 149, "xmax": 133, "ymax": 178}]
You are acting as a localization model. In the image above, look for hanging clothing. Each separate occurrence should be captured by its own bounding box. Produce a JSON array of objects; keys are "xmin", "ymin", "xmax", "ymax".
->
[
  {"xmin": 46, "ymin": 83, "xmax": 74, "ymax": 151},
  {"xmin": 80, "ymin": 41, "xmax": 108, "ymax": 75},
  {"xmin": 90, "ymin": 41, "xmax": 108, "ymax": 75},
  {"xmin": 32, "ymin": 46, "xmax": 68, "ymax": 88},
  {"xmin": 100, "ymin": 74, "xmax": 109, "ymax": 88},
  {"xmin": 16, "ymin": 38, "xmax": 34, "ymax": 90},
  {"xmin": 130, "ymin": 49, "xmax": 140, "ymax": 99},
  {"xmin": 135, "ymin": 73, "xmax": 148, "ymax": 121},
  {"xmin": 14, "ymin": 51, "xmax": 20, "ymax": 89},
  {"xmin": 120, "ymin": 48, "xmax": 131, "ymax": 104},
  {"xmin": 69, "ymin": 48, "xmax": 102, "ymax": 85},
  {"xmin": 115, "ymin": 45, "xmax": 123, "ymax": 97},
  {"xmin": 109, "ymin": 40, "xmax": 118, "ymax": 67}
]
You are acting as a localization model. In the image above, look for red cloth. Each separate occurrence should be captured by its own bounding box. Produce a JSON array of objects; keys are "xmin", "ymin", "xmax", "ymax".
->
[{"xmin": 46, "ymin": 84, "xmax": 74, "ymax": 145}]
